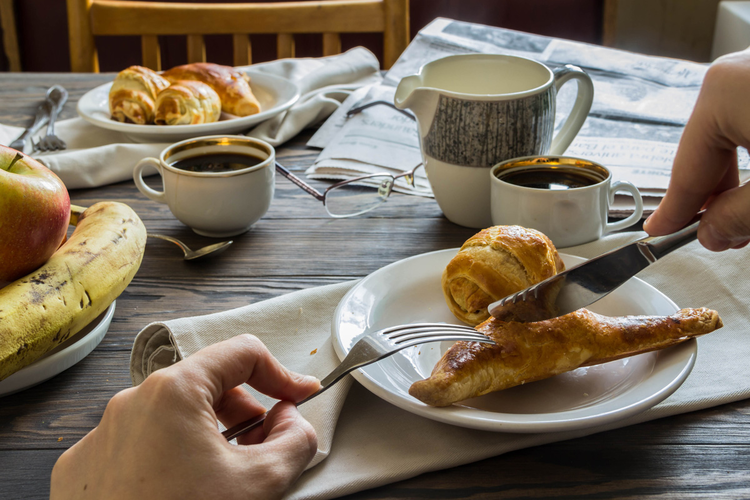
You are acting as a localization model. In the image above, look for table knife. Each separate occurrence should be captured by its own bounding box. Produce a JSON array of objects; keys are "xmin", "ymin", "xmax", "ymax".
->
[{"xmin": 487, "ymin": 213, "xmax": 703, "ymax": 323}]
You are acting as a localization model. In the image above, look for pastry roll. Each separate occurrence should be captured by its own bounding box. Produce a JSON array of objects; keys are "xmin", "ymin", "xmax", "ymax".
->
[
  {"xmin": 109, "ymin": 65, "xmax": 170, "ymax": 124},
  {"xmin": 409, "ymin": 307, "xmax": 723, "ymax": 407},
  {"xmin": 442, "ymin": 226, "xmax": 565, "ymax": 326},
  {"xmin": 155, "ymin": 80, "xmax": 222, "ymax": 125},
  {"xmin": 162, "ymin": 62, "xmax": 261, "ymax": 116}
]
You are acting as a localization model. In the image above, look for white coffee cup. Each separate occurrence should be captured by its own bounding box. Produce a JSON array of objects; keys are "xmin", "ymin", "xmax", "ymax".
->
[
  {"xmin": 133, "ymin": 135, "xmax": 275, "ymax": 238},
  {"xmin": 490, "ymin": 156, "xmax": 644, "ymax": 248},
  {"xmin": 394, "ymin": 54, "xmax": 594, "ymax": 229}
]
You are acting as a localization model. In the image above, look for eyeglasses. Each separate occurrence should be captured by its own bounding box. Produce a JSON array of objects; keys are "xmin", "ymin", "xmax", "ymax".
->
[
  {"xmin": 275, "ymin": 161, "xmax": 424, "ymax": 218},
  {"xmin": 276, "ymin": 99, "xmax": 424, "ymax": 217}
]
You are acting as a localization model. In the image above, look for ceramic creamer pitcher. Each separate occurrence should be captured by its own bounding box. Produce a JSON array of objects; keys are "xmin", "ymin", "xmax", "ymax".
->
[{"xmin": 394, "ymin": 53, "xmax": 594, "ymax": 228}]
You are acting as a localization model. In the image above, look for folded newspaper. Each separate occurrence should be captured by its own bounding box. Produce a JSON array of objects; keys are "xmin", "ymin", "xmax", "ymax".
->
[{"xmin": 307, "ymin": 18, "xmax": 750, "ymax": 216}]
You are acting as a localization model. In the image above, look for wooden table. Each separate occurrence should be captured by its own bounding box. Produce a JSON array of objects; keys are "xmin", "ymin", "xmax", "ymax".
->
[{"xmin": 1, "ymin": 73, "xmax": 749, "ymax": 499}]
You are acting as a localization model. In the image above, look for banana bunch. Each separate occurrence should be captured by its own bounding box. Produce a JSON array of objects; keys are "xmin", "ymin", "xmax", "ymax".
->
[{"xmin": 0, "ymin": 202, "xmax": 147, "ymax": 381}]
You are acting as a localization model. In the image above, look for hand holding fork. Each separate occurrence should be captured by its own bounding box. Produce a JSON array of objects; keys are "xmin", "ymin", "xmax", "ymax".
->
[{"xmin": 222, "ymin": 323, "xmax": 494, "ymax": 441}]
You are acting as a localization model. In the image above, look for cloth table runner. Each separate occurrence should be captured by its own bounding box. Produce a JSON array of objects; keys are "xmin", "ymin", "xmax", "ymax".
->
[
  {"xmin": 131, "ymin": 233, "xmax": 750, "ymax": 499},
  {"xmin": 0, "ymin": 48, "xmax": 382, "ymax": 189}
]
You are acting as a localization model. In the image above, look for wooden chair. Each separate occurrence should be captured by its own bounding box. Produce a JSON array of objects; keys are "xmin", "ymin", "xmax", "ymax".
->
[{"xmin": 66, "ymin": 0, "xmax": 409, "ymax": 72}]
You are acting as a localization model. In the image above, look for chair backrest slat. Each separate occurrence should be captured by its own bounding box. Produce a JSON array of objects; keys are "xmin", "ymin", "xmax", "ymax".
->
[
  {"xmin": 0, "ymin": 0, "xmax": 22, "ymax": 71},
  {"xmin": 187, "ymin": 34, "xmax": 206, "ymax": 63},
  {"xmin": 67, "ymin": 0, "xmax": 99, "ymax": 73},
  {"xmin": 90, "ymin": 1, "xmax": 386, "ymax": 35},
  {"xmin": 383, "ymin": 0, "xmax": 408, "ymax": 69},
  {"xmin": 68, "ymin": 0, "xmax": 409, "ymax": 72},
  {"xmin": 277, "ymin": 33, "xmax": 295, "ymax": 60},
  {"xmin": 233, "ymin": 34, "xmax": 252, "ymax": 67},
  {"xmin": 322, "ymin": 33, "xmax": 342, "ymax": 57},
  {"xmin": 141, "ymin": 35, "xmax": 161, "ymax": 71}
]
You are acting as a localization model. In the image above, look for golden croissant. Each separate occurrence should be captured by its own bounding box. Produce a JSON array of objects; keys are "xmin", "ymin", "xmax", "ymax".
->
[
  {"xmin": 162, "ymin": 62, "xmax": 261, "ymax": 117},
  {"xmin": 109, "ymin": 65, "xmax": 170, "ymax": 124},
  {"xmin": 442, "ymin": 226, "xmax": 565, "ymax": 326},
  {"xmin": 155, "ymin": 80, "xmax": 222, "ymax": 125},
  {"xmin": 409, "ymin": 307, "xmax": 723, "ymax": 407}
]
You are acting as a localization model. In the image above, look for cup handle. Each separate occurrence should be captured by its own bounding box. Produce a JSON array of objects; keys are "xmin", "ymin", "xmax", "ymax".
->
[
  {"xmin": 133, "ymin": 157, "xmax": 167, "ymax": 204},
  {"xmin": 549, "ymin": 64, "xmax": 594, "ymax": 155},
  {"xmin": 604, "ymin": 180, "xmax": 644, "ymax": 234}
]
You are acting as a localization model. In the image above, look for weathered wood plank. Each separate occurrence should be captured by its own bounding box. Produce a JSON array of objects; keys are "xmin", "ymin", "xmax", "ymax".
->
[
  {"xmin": 3, "ymin": 71, "xmax": 750, "ymax": 500},
  {"xmin": 3, "ymin": 418, "xmax": 750, "ymax": 499}
]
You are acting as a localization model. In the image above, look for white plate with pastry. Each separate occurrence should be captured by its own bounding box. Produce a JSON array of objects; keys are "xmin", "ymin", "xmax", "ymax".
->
[
  {"xmin": 332, "ymin": 249, "xmax": 702, "ymax": 433},
  {"xmin": 77, "ymin": 67, "xmax": 300, "ymax": 143},
  {"xmin": 0, "ymin": 301, "xmax": 115, "ymax": 397}
]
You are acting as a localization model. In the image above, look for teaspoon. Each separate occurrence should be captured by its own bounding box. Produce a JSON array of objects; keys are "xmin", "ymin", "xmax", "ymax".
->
[{"xmin": 148, "ymin": 234, "xmax": 233, "ymax": 260}]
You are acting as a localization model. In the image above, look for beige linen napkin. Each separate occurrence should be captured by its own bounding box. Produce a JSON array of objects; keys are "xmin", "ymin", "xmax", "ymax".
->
[
  {"xmin": 244, "ymin": 47, "xmax": 382, "ymax": 146},
  {"xmin": 0, "ymin": 47, "xmax": 381, "ymax": 189},
  {"xmin": 130, "ymin": 234, "xmax": 750, "ymax": 499}
]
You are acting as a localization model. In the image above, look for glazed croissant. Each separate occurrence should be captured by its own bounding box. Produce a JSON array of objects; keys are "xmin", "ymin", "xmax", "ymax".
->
[
  {"xmin": 109, "ymin": 65, "xmax": 170, "ymax": 124},
  {"xmin": 161, "ymin": 62, "xmax": 261, "ymax": 117},
  {"xmin": 442, "ymin": 226, "xmax": 565, "ymax": 326},
  {"xmin": 154, "ymin": 80, "xmax": 222, "ymax": 126},
  {"xmin": 409, "ymin": 307, "xmax": 723, "ymax": 407}
]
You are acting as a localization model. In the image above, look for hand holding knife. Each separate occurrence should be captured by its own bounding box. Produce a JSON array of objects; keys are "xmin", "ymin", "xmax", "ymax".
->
[{"xmin": 488, "ymin": 212, "xmax": 704, "ymax": 323}]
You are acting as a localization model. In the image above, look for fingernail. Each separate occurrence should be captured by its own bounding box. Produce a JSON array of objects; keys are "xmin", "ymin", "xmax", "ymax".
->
[
  {"xmin": 643, "ymin": 214, "xmax": 653, "ymax": 231},
  {"xmin": 299, "ymin": 374, "xmax": 319, "ymax": 386},
  {"xmin": 701, "ymin": 222, "xmax": 731, "ymax": 251}
]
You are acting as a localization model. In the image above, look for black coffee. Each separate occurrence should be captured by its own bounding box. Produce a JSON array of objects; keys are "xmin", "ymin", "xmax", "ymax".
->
[
  {"xmin": 171, "ymin": 153, "xmax": 263, "ymax": 173},
  {"xmin": 499, "ymin": 167, "xmax": 601, "ymax": 190}
]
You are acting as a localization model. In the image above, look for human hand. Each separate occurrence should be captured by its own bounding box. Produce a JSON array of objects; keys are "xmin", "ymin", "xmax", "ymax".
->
[
  {"xmin": 50, "ymin": 334, "xmax": 320, "ymax": 500},
  {"xmin": 644, "ymin": 48, "xmax": 750, "ymax": 251}
]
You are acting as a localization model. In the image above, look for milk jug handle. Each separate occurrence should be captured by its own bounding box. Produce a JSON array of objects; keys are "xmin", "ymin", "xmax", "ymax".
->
[{"xmin": 549, "ymin": 64, "xmax": 594, "ymax": 155}]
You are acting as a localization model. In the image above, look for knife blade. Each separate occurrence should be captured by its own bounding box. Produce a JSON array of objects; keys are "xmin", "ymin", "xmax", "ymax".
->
[{"xmin": 487, "ymin": 213, "xmax": 703, "ymax": 323}]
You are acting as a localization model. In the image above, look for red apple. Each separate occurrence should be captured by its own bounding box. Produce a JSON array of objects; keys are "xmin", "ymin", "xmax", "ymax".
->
[{"xmin": 0, "ymin": 145, "xmax": 70, "ymax": 282}]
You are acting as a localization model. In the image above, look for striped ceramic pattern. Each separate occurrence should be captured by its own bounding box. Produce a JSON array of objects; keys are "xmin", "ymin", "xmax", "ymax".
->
[{"xmin": 422, "ymin": 88, "xmax": 555, "ymax": 168}]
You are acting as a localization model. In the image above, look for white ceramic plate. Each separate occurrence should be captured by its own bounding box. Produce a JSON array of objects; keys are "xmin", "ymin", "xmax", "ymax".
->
[
  {"xmin": 0, "ymin": 301, "xmax": 115, "ymax": 397},
  {"xmin": 332, "ymin": 250, "xmax": 696, "ymax": 433},
  {"xmin": 77, "ymin": 71, "xmax": 300, "ymax": 143}
]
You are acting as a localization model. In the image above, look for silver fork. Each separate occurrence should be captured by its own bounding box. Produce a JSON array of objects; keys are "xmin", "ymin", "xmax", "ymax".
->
[
  {"xmin": 34, "ymin": 86, "xmax": 68, "ymax": 152},
  {"xmin": 9, "ymin": 100, "xmax": 50, "ymax": 153},
  {"xmin": 222, "ymin": 323, "xmax": 494, "ymax": 441}
]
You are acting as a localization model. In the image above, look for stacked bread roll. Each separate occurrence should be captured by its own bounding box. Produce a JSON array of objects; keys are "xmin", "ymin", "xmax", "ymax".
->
[{"xmin": 108, "ymin": 63, "xmax": 261, "ymax": 126}]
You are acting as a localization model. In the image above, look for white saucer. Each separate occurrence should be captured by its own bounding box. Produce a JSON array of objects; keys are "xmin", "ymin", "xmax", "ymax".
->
[
  {"xmin": 77, "ymin": 71, "xmax": 300, "ymax": 143},
  {"xmin": 332, "ymin": 250, "xmax": 696, "ymax": 433},
  {"xmin": 0, "ymin": 301, "xmax": 116, "ymax": 397}
]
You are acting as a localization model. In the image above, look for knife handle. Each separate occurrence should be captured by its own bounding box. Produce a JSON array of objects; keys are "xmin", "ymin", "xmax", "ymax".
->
[{"xmin": 640, "ymin": 210, "xmax": 704, "ymax": 261}]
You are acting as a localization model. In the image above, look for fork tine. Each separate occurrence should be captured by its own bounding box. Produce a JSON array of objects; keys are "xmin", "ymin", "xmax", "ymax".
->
[
  {"xmin": 381, "ymin": 323, "xmax": 476, "ymax": 339},
  {"xmin": 392, "ymin": 331, "xmax": 494, "ymax": 345},
  {"xmin": 396, "ymin": 334, "xmax": 495, "ymax": 350},
  {"xmin": 387, "ymin": 328, "xmax": 491, "ymax": 343}
]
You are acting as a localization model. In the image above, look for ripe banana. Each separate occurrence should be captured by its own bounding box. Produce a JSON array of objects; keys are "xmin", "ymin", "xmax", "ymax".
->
[{"xmin": 0, "ymin": 201, "xmax": 146, "ymax": 381}]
